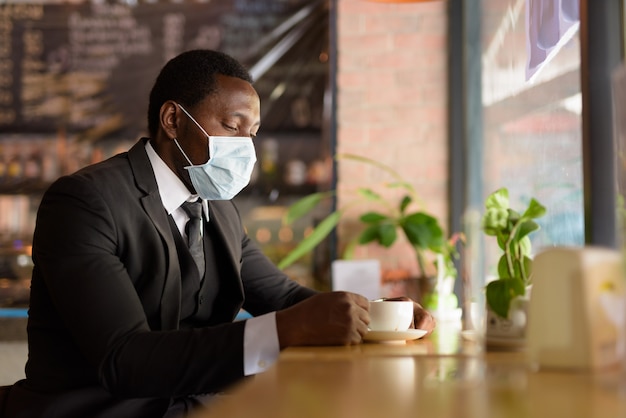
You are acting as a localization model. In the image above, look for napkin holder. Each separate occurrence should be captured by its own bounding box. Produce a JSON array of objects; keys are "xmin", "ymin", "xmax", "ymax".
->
[{"xmin": 527, "ymin": 246, "xmax": 625, "ymax": 370}]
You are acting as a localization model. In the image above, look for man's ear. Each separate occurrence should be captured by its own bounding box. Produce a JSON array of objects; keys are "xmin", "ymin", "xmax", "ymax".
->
[{"xmin": 159, "ymin": 100, "xmax": 179, "ymax": 140}]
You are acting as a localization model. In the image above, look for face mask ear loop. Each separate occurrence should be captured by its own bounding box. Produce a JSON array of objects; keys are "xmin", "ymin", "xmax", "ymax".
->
[
  {"xmin": 177, "ymin": 102, "xmax": 213, "ymax": 159},
  {"xmin": 173, "ymin": 138, "xmax": 194, "ymax": 166},
  {"xmin": 177, "ymin": 103, "xmax": 212, "ymax": 139}
]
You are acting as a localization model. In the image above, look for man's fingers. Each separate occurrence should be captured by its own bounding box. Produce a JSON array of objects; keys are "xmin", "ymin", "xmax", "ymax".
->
[{"xmin": 351, "ymin": 293, "xmax": 370, "ymax": 309}]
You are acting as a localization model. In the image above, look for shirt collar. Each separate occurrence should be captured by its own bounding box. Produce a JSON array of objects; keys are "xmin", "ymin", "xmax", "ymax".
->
[{"xmin": 145, "ymin": 140, "xmax": 208, "ymax": 217}]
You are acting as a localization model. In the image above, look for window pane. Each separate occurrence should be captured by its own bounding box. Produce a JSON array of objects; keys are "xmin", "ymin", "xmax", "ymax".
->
[{"xmin": 481, "ymin": 0, "xmax": 584, "ymax": 273}]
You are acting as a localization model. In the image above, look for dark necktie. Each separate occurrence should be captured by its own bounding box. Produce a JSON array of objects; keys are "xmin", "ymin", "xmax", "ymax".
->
[{"xmin": 181, "ymin": 200, "xmax": 205, "ymax": 278}]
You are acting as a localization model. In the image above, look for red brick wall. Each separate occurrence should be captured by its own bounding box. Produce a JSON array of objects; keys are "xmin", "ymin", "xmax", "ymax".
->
[{"xmin": 336, "ymin": 0, "xmax": 449, "ymax": 277}]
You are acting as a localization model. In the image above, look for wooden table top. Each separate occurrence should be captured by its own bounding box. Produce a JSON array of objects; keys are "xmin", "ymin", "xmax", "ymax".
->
[{"xmin": 193, "ymin": 324, "xmax": 626, "ymax": 418}]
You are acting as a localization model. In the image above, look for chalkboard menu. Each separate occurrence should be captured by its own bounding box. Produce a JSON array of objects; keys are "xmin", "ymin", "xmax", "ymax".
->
[{"xmin": 0, "ymin": 0, "xmax": 328, "ymax": 140}]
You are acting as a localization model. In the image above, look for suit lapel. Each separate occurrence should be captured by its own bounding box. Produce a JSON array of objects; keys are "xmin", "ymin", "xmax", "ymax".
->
[{"xmin": 129, "ymin": 139, "xmax": 182, "ymax": 330}]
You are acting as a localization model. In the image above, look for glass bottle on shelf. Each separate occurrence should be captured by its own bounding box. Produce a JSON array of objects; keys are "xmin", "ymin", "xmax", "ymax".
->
[
  {"xmin": 0, "ymin": 143, "xmax": 7, "ymax": 184},
  {"xmin": 6, "ymin": 142, "xmax": 24, "ymax": 189}
]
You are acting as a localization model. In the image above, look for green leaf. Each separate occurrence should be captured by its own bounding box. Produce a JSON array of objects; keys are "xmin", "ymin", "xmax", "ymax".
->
[
  {"xmin": 522, "ymin": 198, "xmax": 547, "ymax": 219},
  {"xmin": 378, "ymin": 224, "xmax": 397, "ymax": 247},
  {"xmin": 482, "ymin": 208, "xmax": 508, "ymax": 235},
  {"xmin": 426, "ymin": 227, "xmax": 444, "ymax": 251},
  {"xmin": 496, "ymin": 231, "xmax": 509, "ymax": 251},
  {"xmin": 518, "ymin": 235, "xmax": 531, "ymax": 256},
  {"xmin": 485, "ymin": 188, "xmax": 509, "ymax": 210},
  {"xmin": 401, "ymin": 213, "xmax": 431, "ymax": 247},
  {"xmin": 401, "ymin": 212, "xmax": 444, "ymax": 250},
  {"xmin": 399, "ymin": 195, "xmax": 412, "ymax": 213},
  {"xmin": 402, "ymin": 222, "xmax": 429, "ymax": 248},
  {"xmin": 277, "ymin": 211, "xmax": 342, "ymax": 270},
  {"xmin": 357, "ymin": 188, "xmax": 384, "ymax": 202},
  {"xmin": 486, "ymin": 278, "xmax": 525, "ymax": 318},
  {"xmin": 522, "ymin": 255, "xmax": 533, "ymax": 283},
  {"xmin": 283, "ymin": 192, "xmax": 334, "ymax": 225},
  {"xmin": 358, "ymin": 225, "xmax": 381, "ymax": 245},
  {"xmin": 358, "ymin": 223, "xmax": 397, "ymax": 247},
  {"xmin": 360, "ymin": 212, "xmax": 389, "ymax": 224},
  {"xmin": 507, "ymin": 208, "xmax": 521, "ymax": 225},
  {"xmin": 497, "ymin": 255, "xmax": 512, "ymax": 279},
  {"xmin": 516, "ymin": 220, "xmax": 540, "ymax": 241}
]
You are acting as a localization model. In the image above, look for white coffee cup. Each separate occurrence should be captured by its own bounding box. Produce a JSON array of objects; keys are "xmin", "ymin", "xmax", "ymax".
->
[{"xmin": 368, "ymin": 300, "xmax": 414, "ymax": 332}]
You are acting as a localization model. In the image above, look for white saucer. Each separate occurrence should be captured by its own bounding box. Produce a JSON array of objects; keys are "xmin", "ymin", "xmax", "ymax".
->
[{"xmin": 363, "ymin": 329, "xmax": 428, "ymax": 342}]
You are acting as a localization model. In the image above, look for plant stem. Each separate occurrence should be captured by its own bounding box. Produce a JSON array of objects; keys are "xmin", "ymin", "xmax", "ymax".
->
[
  {"xmin": 415, "ymin": 247, "xmax": 427, "ymax": 278},
  {"xmin": 504, "ymin": 222, "xmax": 519, "ymax": 279},
  {"xmin": 517, "ymin": 240, "xmax": 529, "ymax": 284},
  {"xmin": 504, "ymin": 219, "xmax": 531, "ymax": 284}
]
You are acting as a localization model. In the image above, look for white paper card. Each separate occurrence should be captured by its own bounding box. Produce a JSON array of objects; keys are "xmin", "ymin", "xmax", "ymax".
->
[{"xmin": 331, "ymin": 259, "xmax": 382, "ymax": 300}]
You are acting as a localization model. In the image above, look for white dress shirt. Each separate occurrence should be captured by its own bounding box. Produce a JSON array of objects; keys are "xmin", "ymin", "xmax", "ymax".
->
[{"xmin": 145, "ymin": 141, "xmax": 279, "ymax": 375}]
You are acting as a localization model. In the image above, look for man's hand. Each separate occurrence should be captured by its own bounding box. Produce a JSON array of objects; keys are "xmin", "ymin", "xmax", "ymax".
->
[
  {"xmin": 275, "ymin": 291, "xmax": 370, "ymax": 348},
  {"xmin": 412, "ymin": 302, "xmax": 436, "ymax": 335}
]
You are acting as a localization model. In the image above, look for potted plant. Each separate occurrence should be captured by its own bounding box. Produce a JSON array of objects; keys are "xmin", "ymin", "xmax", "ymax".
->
[
  {"xmin": 278, "ymin": 153, "xmax": 462, "ymax": 313},
  {"xmin": 481, "ymin": 187, "xmax": 546, "ymax": 338}
]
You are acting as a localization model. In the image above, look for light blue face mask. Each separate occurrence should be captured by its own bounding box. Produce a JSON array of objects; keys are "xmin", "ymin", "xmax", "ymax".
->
[{"xmin": 174, "ymin": 103, "xmax": 257, "ymax": 200}]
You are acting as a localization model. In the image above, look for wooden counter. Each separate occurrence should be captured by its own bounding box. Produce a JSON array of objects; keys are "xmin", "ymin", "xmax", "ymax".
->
[{"xmin": 193, "ymin": 325, "xmax": 626, "ymax": 418}]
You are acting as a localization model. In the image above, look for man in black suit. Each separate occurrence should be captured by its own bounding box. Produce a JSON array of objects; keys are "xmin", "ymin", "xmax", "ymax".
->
[{"xmin": 4, "ymin": 49, "xmax": 435, "ymax": 418}]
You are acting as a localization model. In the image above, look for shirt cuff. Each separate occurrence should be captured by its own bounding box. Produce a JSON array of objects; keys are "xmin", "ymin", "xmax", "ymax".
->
[{"xmin": 243, "ymin": 311, "xmax": 280, "ymax": 376}]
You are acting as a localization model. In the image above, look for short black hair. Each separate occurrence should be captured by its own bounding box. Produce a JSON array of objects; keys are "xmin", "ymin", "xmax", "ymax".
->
[{"xmin": 147, "ymin": 49, "xmax": 253, "ymax": 138}]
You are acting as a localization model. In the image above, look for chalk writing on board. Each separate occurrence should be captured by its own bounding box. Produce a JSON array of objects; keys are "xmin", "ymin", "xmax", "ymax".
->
[{"xmin": 0, "ymin": 0, "xmax": 326, "ymax": 137}]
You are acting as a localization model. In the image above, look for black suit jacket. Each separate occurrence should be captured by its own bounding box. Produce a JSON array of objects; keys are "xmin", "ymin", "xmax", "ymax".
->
[{"xmin": 5, "ymin": 139, "xmax": 317, "ymax": 417}]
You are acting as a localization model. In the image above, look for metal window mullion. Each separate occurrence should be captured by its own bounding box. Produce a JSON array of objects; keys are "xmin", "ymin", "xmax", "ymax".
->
[{"xmin": 581, "ymin": 0, "xmax": 622, "ymax": 248}]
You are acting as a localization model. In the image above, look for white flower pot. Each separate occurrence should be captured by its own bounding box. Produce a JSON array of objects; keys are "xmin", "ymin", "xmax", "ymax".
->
[
  {"xmin": 485, "ymin": 285, "xmax": 532, "ymax": 350},
  {"xmin": 486, "ymin": 296, "xmax": 529, "ymax": 339}
]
